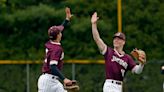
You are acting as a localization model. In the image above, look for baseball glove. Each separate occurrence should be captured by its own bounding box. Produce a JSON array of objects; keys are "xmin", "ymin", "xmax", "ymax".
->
[
  {"xmin": 131, "ymin": 48, "xmax": 146, "ymax": 64},
  {"xmin": 64, "ymin": 80, "xmax": 80, "ymax": 92}
]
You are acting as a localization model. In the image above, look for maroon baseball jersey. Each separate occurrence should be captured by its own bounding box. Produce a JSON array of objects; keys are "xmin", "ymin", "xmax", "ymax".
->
[
  {"xmin": 104, "ymin": 47, "xmax": 136, "ymax": 81},
  {"xmin": 42, "ymin": 41, "xmax": 64, "ymax": 73}
]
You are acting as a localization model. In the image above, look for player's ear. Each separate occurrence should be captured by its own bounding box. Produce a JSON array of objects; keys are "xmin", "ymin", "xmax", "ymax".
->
[
  {"xmin": 122, "ymin": 40, "xmax": 125, "ymax": 45},
  {"xmin": 57, "ymin": 32, "xmax": 62, "ymax": 37}
]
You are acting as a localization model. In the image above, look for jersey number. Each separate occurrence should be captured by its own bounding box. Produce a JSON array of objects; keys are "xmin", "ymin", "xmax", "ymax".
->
[{"xmin": 121, "ymin": 69, "xmax": 125, "ymax": 77}]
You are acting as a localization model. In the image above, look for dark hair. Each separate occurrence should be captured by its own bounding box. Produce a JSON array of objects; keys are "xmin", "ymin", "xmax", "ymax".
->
[{"xmin": 49, "ymin": 31, "xmax": 60, "ymax": 40}]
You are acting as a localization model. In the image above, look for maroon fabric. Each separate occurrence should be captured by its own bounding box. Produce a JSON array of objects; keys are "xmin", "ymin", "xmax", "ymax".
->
[
  {"xmin": 42, "ymin": 41, "xmax": 64, "ymax": 73},
  {"xmin": 113, "ymin": 32, "xmax": 126, "ymax": 40},
  {"xmin": 48, "ymin": 25, "xmax": 64, "ymax": 38},
  {"xmin": 104, "ymin": 47, "xmax": 136, "ymax": 81}
]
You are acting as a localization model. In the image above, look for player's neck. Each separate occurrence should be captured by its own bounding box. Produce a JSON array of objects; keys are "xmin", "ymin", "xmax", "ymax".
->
[
  {"xmin": 114, "ymin": 47, "xmax": 124, "ymax": 54},
  {"xmin": 51, "ymin": 39, "xmax": 60, "ymax": 43}
]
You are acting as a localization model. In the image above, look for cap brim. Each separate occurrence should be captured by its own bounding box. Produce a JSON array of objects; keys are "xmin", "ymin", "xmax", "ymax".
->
[
  {"xmin": 56, "ymin": 25, "xmax": 64, "ymax": 32},
  {"xmin": 113, "ymin": 36, "xmax": 125, "ymax": 40}
]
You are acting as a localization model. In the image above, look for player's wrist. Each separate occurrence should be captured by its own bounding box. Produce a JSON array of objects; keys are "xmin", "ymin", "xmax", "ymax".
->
[
  {"xmin": 62, "ymin": 19, "xmax": 70, "ymax": 27},
  {"xmin": 91, "ymin": 22, "xmax": 97, "ymax": 25},
  {"xmin": 139, "ymin": 63, "xmax": 145, "ymax": 66},
  {"xmin": 66, "ymin": 17, "xmax": 70, "ymax": 21},
  {"xmin": 63, "ymin": 78, "xmax": 69, "ymax": 82},
  {"xmin": 64, "ymin": 78, "xmax": 72, "ymax": 85}
]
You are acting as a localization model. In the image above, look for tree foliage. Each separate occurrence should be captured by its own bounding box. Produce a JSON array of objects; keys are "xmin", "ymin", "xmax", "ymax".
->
[{"xmin": 0, "ymin": 0, "xmax": 163, "ymax": 60}]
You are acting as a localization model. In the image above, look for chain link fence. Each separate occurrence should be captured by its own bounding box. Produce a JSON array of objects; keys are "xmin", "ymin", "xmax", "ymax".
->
[{"xmin": 0, "ymin": 60, "xmax": 163, "ymax": 92}]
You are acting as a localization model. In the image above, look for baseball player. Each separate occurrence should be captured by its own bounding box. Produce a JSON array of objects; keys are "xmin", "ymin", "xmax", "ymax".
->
[
  {"xmin": 91, "ymin": 12, "xmax": 146, "ymax": 92},
  {"xmin": 37, "ymin": 7, "xmax": 73, "ymax": 92}
]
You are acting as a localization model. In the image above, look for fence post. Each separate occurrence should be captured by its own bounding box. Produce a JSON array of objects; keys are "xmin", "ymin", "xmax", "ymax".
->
[
  {"xmin": 26, "ymin": 63, "xmax": 30, "ymax": 92},
  {"xmin": 72, "ymin": 63, "xmax": 75, "ymax": 80},
  {"xmin": 163, "ymin": 82, "xmax": 164, "ymax": 92}
]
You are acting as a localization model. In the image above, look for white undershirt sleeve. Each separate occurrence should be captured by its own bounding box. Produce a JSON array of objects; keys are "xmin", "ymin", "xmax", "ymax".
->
[
  {"xmin": 131, "ymin": 64, "xmax": 144, "ymax": 74},
  {"xmin": 50, "ymin": 60, "xmax": 58, "ymax": 65}
]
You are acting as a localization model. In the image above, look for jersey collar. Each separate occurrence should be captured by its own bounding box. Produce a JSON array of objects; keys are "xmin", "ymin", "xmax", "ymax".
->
[
  {"xmin": 114, "ymin": 49, "xmax": 125, "ymax": 57},
  {"xmin": 50, "ymin": 41, "xmax": 61, "ymax": 45}
]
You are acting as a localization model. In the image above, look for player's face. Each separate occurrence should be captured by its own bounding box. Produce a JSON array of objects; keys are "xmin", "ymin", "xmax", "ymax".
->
[
  {"xmin": 113, "ymin": 37, "xmax": 125, "ymax": 48},
  {"xmin": 57, "ymin": 32, "xmax": 62, "ymax": 41}
]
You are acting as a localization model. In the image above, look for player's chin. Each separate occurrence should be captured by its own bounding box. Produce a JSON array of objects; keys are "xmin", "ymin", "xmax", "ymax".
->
[{"xmin": 113, "ymin": 44, "xmax": 119, "ymax": 48}]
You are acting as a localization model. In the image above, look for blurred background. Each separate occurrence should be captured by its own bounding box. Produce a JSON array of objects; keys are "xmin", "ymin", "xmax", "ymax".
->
[{"xmin": 0, "ymin": 0, "xmax": 164, "ymax": 92}]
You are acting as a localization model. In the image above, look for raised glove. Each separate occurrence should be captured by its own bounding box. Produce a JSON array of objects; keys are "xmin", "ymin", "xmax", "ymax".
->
[
  {"xmin": 64, "ymin": 80, "xmax": 80, "ymax": 92},
  {"xmin": 131, "ymin": 48, "xmax": 146, "ymax": 64}
]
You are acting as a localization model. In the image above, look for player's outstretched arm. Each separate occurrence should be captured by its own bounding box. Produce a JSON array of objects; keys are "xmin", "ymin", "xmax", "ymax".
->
[
  {"xmin": 65, "ymin": 7, "xmax": 73, "ymax": 21},
  {"xmin": 91, "ymin": 12, "xmax": 107, "ymax": 54},
  {"xmin": 61, "ymin": 7, "xmax": 73, "ymax": 30}
]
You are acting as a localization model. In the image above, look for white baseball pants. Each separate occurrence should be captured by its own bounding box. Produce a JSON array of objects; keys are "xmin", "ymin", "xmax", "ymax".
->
[
  {"xmin": 38, "ymin": 73, "xmax": 67, "ymax": 92},
  {"xmin": 103, "ymin": 79, "xmax": 123, "ymax": 92}
]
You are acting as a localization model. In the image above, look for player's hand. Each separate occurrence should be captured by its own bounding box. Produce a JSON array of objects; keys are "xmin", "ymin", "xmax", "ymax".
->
[
  {"xmin": 64, "ymin": 78, "xmax": 72, "ymax": 86},
  {"xmin": 131, "ymin": 48, "xmax": 146, "ymax": 65},
  {"xmin": 138, "ymin": 52, "xmax": 146, "ymax": 65},
  {"xmin": 91, "ymin": 12, "xmax": 99, "ymax": 24},
  {"xmin": 65, "ymin": 7, "xmax": 73, "ymax": 21}
]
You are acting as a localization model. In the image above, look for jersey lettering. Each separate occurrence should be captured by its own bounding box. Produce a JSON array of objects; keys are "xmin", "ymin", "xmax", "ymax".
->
[{"xmin": 111, "ymin": 56, "xmax": 128, "ymax": 69}]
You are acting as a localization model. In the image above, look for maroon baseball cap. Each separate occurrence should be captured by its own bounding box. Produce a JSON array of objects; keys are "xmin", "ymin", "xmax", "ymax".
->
[
  {"xmin": 48, "ymin": 25, "xmax": 64, "ymax": 39},
  {"xmin": 113, "ymin": 32, "xmax": 126, "ymax": 40}
]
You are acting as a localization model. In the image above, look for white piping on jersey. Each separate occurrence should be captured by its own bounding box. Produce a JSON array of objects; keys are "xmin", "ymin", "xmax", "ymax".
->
[
  {"xmin": 50, "ymin": 41, "xmax": 61, "ymax": 45},
  {"xmin": 114, "ymin": 49, "xmax": 125, "ymax": 57},
  {"xmin": 50, "ymin": 60, "xmax": 58, "ymax": 65},
  {"xmin": 60, "ymin": 52, "xmax": 64, "ymax": 60}
]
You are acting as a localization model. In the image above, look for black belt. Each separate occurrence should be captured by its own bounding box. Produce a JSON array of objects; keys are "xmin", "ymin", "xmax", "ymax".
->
[
  {"xmin": 106, "ymin": 79, "xmax": 122, "ymax": 85},
  {"xmin": 111, "ymin": 80, "xmax": 122, "ymax": 85},
  {"xmin": 42, "ymin": 73, "xmax": 59, "ymax": 79}
]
